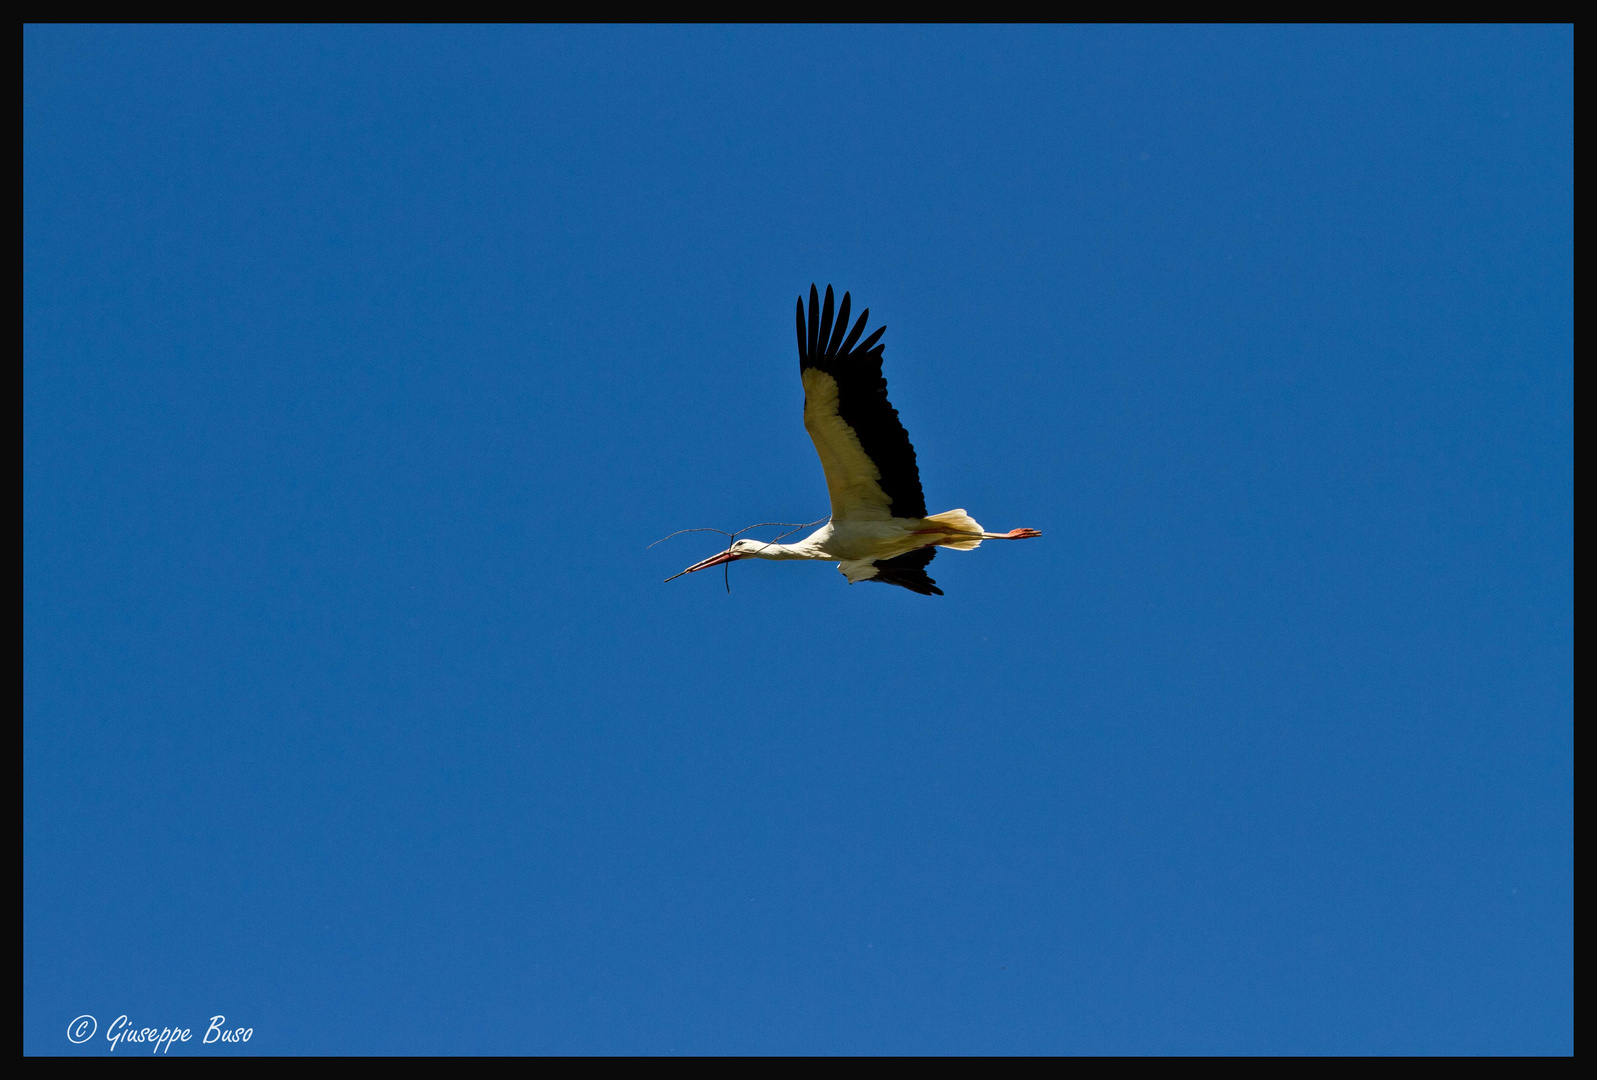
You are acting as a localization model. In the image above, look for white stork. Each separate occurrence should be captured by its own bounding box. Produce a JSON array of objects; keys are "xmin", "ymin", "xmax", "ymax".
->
[{"xmin": 671, "ymin": 284, "xmax": 1041, "ymax": 596}]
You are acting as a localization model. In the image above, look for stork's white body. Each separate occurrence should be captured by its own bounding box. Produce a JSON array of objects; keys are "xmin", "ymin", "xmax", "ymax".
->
[
  {"xmin": 671, "ymin": 285, "xmax": 1039, "ymax": 596},
  {"xmin": 732, "ymin": 511, "xmax": 987, "ymax": 575}
]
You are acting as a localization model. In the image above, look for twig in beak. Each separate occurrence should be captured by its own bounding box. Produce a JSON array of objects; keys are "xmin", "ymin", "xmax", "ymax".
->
[{"xmin": 653, "ymin": 517, "xmax": 829, "ymax": 592}]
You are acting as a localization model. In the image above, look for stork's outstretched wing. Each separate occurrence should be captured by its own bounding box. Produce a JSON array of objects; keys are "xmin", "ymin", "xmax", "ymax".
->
[
  {"xmin": 797, "ymin": 285, "xmax": 927, "ymax": 522},
  {"xmin": 865, "ymin": 546, "xmax": 942, "ymax": 596}
]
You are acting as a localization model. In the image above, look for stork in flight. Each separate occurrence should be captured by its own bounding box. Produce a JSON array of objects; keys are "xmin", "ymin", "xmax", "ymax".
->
[{"xmin": 670, "ymin": 284, "xmax": 1041, "ymax": 596}]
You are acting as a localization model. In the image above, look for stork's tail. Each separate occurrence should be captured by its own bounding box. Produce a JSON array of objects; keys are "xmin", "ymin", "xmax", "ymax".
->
[{"xmin": 924, "ymin": 509, "xmax": 986, "ymax": 550}]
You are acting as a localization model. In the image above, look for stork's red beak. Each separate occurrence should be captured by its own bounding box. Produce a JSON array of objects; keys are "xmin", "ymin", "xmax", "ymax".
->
[{"xmin": 663, "ymin": 549, "xmax": 742, "ymax": 583}]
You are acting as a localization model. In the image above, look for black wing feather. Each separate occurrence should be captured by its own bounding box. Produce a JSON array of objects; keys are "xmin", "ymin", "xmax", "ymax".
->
[
  {"xmin": 817, "ymin": 285, "xmax": 836, "ymax": 354},
  {"xmin": 826, "ymin": 292, "xmax": 851, "ymax": 355},
  {"xmin": 807, "ymin": 284, "xmax": 821, "ymax": 358},
  {"xmin": 797, "ymin": 284, "xmax": 927, "ymax": 519},
  {"xmin": 867, "ymin": 547, "xmax": 942, "ymax": 596}
]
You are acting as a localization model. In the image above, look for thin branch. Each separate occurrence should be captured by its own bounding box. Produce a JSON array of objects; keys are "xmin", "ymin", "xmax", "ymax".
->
[
  {"xmin": 646, "ymin": 518, "xmax": 828, "ymax": 550},
  {"xmin": 646, "ymin": 526, "xmax": 734, "ymax": 550}
]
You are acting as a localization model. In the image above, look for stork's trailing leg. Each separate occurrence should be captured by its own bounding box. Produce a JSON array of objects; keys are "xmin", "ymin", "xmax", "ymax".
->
[{"xmin": 912, "ymin": 510, "xmax": 1041, "ymax": 551}]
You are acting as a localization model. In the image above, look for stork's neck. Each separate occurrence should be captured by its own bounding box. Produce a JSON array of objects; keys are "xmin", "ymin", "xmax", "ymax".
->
[
  {"xmin": 743, "ymin": 541, "xmax": 814, "ymax": 561},
  {"xmin": 732, "ymin": 524, "xmax": 833, "ymax": 561}
]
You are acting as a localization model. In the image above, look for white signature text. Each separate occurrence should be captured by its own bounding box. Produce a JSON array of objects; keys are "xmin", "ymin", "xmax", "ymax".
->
[{"xmin": 68, "ymin": 1014, "xmax": 254, "ymax": 1053}]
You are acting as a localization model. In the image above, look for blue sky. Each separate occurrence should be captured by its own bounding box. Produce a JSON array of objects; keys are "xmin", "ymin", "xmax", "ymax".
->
[{"xmin": 25, "ymin": 26, "xmax": 1571, "ymax": 1054}]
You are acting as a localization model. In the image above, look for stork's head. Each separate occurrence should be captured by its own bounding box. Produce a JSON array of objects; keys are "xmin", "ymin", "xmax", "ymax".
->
[{"xmin": 727, "ymin": 539, "xmax": 779, "ymax": 558}]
